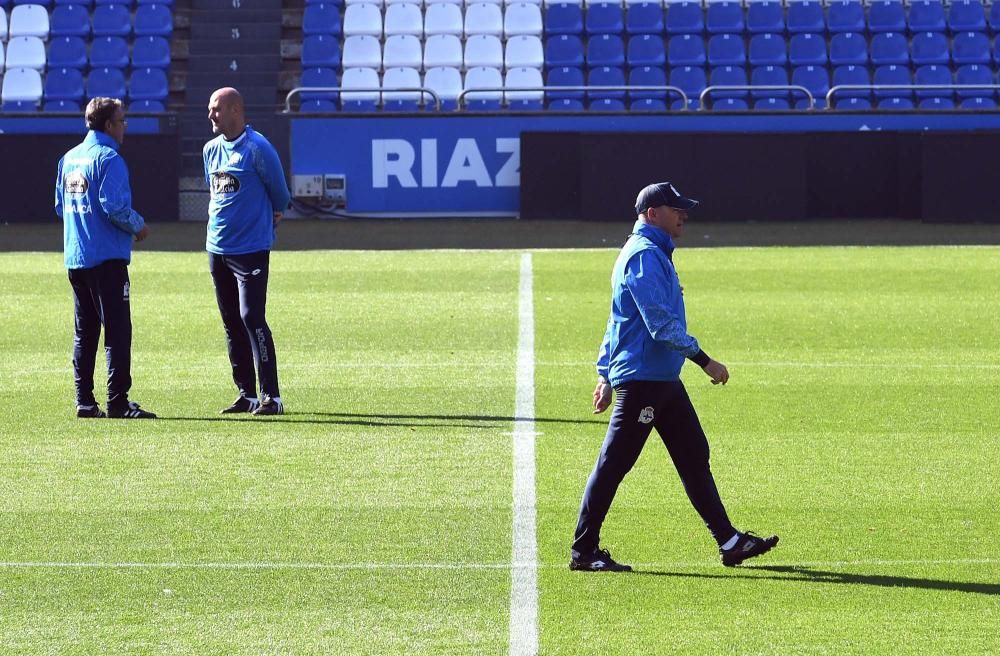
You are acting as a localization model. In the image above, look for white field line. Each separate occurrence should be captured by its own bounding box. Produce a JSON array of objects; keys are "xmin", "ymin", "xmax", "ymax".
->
[{"xmin": 510, "ymin": 253, "xmax": 538, "ymax": 656}]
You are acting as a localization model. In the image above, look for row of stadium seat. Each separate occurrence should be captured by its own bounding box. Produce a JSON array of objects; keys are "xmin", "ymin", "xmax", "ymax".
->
[
  {"xmin": 0, "ymin": 65, "xmax": 166, "ymax": 107},
  {"xmin": 0, "ymin": 3, "xmax": 173, "ymax": 40},
  {"xmin": 318, "ymin": 2, "xmax": 544, "ymax": 38},
  {"xmin": 3, "ymin": 35, "xmax": 169, "ymax": 68},
  {"xmin": 309, "ymin": 33, "xmax": 551, "ymax": 69}
]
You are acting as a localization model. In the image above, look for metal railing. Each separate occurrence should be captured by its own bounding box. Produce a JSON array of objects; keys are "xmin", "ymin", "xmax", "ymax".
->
[
  {"xmin": 285, "ymin": 86, "xmax": 443, "ymax": 112},
  {"xmin": 826, "ymin": 83, "xmax": 1000, "ymax": 107},
  {"xmin": 698, "ymin": 84, "xmax": 815, "ymax": 110},
  {"xmin": 455, "ymin": 85, "xmax": 689, "ymax": 110}
]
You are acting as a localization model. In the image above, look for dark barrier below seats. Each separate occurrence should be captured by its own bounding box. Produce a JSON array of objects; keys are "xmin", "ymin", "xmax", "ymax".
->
[
  {"xmin": 521, "ymin": 131, "xmax": 996, "ymax": 223},
  {"xmin": 0, "ymin": 134, "xmax": 180, "ymax": 223}
]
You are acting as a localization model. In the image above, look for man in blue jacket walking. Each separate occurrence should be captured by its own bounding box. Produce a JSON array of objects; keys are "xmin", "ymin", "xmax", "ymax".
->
[
  {"xmin": 570, "ymin": 182, "xmax": 778, "ymax": 572},
  {"xmin": 204, "ymin": 87, "xmax": 291, "ymax": 416},
  {"xmin": 56, "ymin": 97, "xmax": 156, "ymax": 419}
]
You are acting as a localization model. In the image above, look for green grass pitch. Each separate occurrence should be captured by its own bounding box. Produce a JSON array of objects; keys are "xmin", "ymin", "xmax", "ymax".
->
[{"xmin": 0, "ymin": 246, "xmax": 997, "ymax": 655}]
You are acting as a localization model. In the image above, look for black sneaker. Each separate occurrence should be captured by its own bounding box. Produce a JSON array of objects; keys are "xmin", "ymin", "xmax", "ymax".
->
[
  {"xmin": 76, "ymin": 404, "xmax": 106, "ymax": 418},
  {"xmin": 108, "ymin": 401, "xmax": 157, "ymax": 419},
  {"xmin": 569, "ymin": 548, "xmax": 633, "ymax": 572},
  {"xmin": 251, "ymin": 395, "xmax": 283, "ymax": 416},
  {"xmin": 220, "ymin": 397, "xmax": 260, "ymax": 414},
  {"xmin": 721, "ymin": 532, "xmax": 779, "ymax": 567}
]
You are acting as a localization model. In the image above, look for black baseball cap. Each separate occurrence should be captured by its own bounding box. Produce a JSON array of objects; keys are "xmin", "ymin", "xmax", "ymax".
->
[{"xmin": 635, "ymin": 182, "xmax": 700, "ymax": 215}]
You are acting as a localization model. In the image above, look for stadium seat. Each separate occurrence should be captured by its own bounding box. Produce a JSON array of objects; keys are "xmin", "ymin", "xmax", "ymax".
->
[
  {"xmin": 626, "ymin": 34, "xmax": 665, "ymax": 67},
  {"xmin": 665, "ymin": 1, "xmax": 703, "ymax": 35},
  {"xmin": 464, "ymin": 34, "xmax": 502, "ymax": 69},
  {"xmin": 6, "ymin": 36, "xmax": 45, "ymax": 70},
  {"xmin": 341, "ymin": 35, "xmax": 380, "ymax": 69},
  {"xmin": 878, "ymin": 96, "xmax": 914, "ymax": 109},
  {"xmin": 707, "ymin": 33, "xmax": 745, "ymax": 66},
  {"xmin": 299, "ymin": 66, "xmax": 339, "ymax": 104},
  {"xmin": 919, "ymin": 96, "xmax": 954, "ymax": 108},
  {"xmin": 586, "ymin": 34, "xmax": 625, "ymax": 67},
  {"xmin": 384, "ymin": 3, "xmax": 423, "ymax": 37},
  {"xmin": 948, "ymin": 0, "xmax": 986, "ymax": 32},
  {"xmin": 134, "ymin": 2, "xmax": 172, "ymax": 35},
  {"xmin": 0, "ymin": 8, "xmax": 8, "ymax": 44},
  {"xmin": 667, "ymin": 33, "xmax": 705, "ymax": 66},
  {"xmin": 424, "ymin": 34, "xmax": 462, "ymax": 69},
  {"xmin": 547, "ymin": 98, "xmax": 585, "ymax": 111},
  {"xmin": 995, "ymin": 37, "xmax": 1000, "ymax": 65},
  {"xmin": 751, "ymin": 64, "xmax": 789, "ymax": 101},
  {"xmin": 911, "ymin": 31, "xmax": 950, "ymax": 65},
  {"xmin": 132, "ymin": 35, "xmax": 170, "ymax": 68},
  {"xmin": 87, "ymin": 66, "xmax": 126, "ymax": 99},
  {"xmin": 786, "ymin": 0, "xmax": 823, "ymax": 34},
  {"xmin": 870, "ymin": 32, "xmax": 909, "ymax": 66},
  {"xmin": 546, "ymin": 65, "xmax": 584, "ymax": 106},
  {"xmin": 868, "ymin": 0, "xmax": 907, "ymax": 33},
  {"xmin": 48, "ymin": 36, "xmax": 88, "ymax": 69},
  {"xmin": 628, "ymin": 64, "xmax": 666, "ymax": 105},
  {"xmin": 990, "ymin": 3, "xmax": 1000, "ymax": 33},
  {"xmin": 2, "ymin": 67, "xmax": 43, "ymax": 108},
  {"xmin": 505, "ymin": 35, "xmax": 543, "ymax": 69},
  {"xmin": 713, "ymin": 97, "xmax": 748, "ymax": 110},
  {"xmin": 50, "ymin": 4, "xmax": 91, "ymax": 38},
  {"xmin": 746, "ymin": 1, "xmax": 783, "ymax": 34},
  {"xmin": 749, "ymin": 33, "xmax": 786, "ymax": 66},
  {"xmin": 873, "ymin": 64, "xmax": 912, "ymax": 100},
  {"xmin": 668, "ymin": 65, "xmax": 705, "ymax": 109},
  {"xmin": 302, "ymin": 3, "xmax": 343, "ymax": 37},
  {"xmin": 791, "ymin": 64, "xmax": 829, "ymax": 108},
  {"xmin": 753, "ymin": 97, "xmax": 790, "ymax": 110},
  {"xmin": 129, "ymin": 66, "xmax": 167, "ymax": 100},
  {"xmin": 424, "ymin": 2, "xmax": 463, "ymax": 37},
  {"xmin": 829, "ymin": 32, "xmax": 867, "ymax": 66},
  {"xmin": 139, "ymin": 0, "xmax": 174, "ymax": 5},
  {"xmin": 952, "ymin": 31, "xmax": 991, "ymax": 65},
  {"xmin": 423, "ymin": 65, "xmax": 462, "ymax": 110},
  {"xmin": 504, "ymin": 65, "xmax": 544, "ymax": 110},
  {"xmin": 706, "ymin": 1, "xmax": 744, "ymax": 34},
  {"xmin": 302, "ymin": 34, "xmax": 342, "ymax": 68},
  {"xmin": 960, "ymin": 96, "xmax": 996, "ymax": 108},
  {"xmin": 9, "ymin": 4, "xmax": 49, "ymax": 39},
  {"xmin": 789, "ymin": 33, "xmax": 826, "ymax": 66},
  {"xmin": 629, "ymin": 98, "xmax": 666, "ymax": 112},
  {"xmin": 545, "ymin": 3, "xmax": 583, "ymax": 35},
  {"xmin": 340, "ymin": 66, "xmax": 380, "ymax": 110},
  {"xmin": 44, "ymin": 99, "xmax": 81, "ymax": 111},
  {"xmin": 505, "ymin": 3, "xmax": 542, "ymax": 37},
  {"xmin": 834, "ymin": 96, "xmax": 871, "ymax": 109},
  {"xmin": 827, "ymin": 0, "xmax": 865, "ymax": 33},
  {"xmin": 589, "ymin": 97, "xmax": 626, "ymax": 111},
  {"xmin": 344, "ymin": 3, "xmax": 382, "ymax": 37},
  {"xmin": 586, "ymin": 3, "xmax": 624, "ymax": 35},
  {"xmin": 383, "ymin": 34, "xmax": 422, "ymax": 69},
  {"xmin": 382, "ymin": 66, "xmax": 422, "ymax": 111},
  {"xmin": 465, "ymin": 3, "xmax": 503, "ymax": 37},
  {"xmin": 92, "ymin": 4, "xmax": 131, "ymax": 37},
  {"xmin": 463, "ymin": 65, "xmax": 503, "ymax": 110},
  {"xmin": 90, "ymin": 36, "xmax": 129, "ymax": 68},
  {"xmin": 908, "ymin": 0, "xmax": 946, "ymax": 32},
  {"xmin": 586, "ymin": 64, "xmax": 625, "ymax": 104},
  {"xmin": 300, "ymin": 99, "xmax": 338, "ymax": 112},
  {"xmin": 43, "ymin": 66, "xmax": 84, "ymax": 102},
  {"xmin": 955, "ymin": 63, "xmax": 994, "ymax": 97},
  {"xmin": 831, "ymin": 64, "xmax": 870, "ymax": 101},
  {"xmin": 626, "ymin": 3, "xmax": 664, "ymax": 35},
  {"xmin": 130, "ymin": 99, "xmax": 165, "ymax": 112},
  {"xmin": 707, "ymin": 64, "xmax": 747, "ymax": 103},
  {"xmin": 545, "ymin": 34, "xmax": 584, "ymax": 67},
  {"xmin": 914, "ymin": 63, "xmax": 953, "ymax": 97}
]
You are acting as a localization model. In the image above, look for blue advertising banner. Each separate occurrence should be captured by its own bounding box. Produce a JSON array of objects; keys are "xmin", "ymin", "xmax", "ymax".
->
[{"xmin": 290, "ymin": 113, "xmax": 1000, "ymax": 216}]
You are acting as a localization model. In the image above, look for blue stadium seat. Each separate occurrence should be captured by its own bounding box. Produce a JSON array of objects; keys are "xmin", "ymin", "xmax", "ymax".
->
[
  {"xmin": 627, "ymin": 35, "xmax": 665, "ymax": 67},
  {"xmin": 586, "ymin": 65, "xmax": 626, "ymax": 103},
  {"xmin": 93, "ymin": 0, "xmax": 127, "ymax": 5},
  {"xmin": 791, "ymin": 64, "xmax": 829, "ymax": 108},
  {"xmin": 870, "ymin": 32, "xmax": 909, "ymax": 66},
  {"xmin": 90, "ymin": 36, "xmax": 129, "ymax": 68},
  {"xmin": 911, "ymin": 31, "xmax": 950, "ymax": 65},
  {"xmin": 995, "ymin": 37, "xmax": 1000, "ymax": 64},
  {"xmin": 132, "ymin": 36, "xmax": 170, "ymax": 68},
  {"xmin": 706, "ymin": 1, "xmax": 743, "ymax": 34},
  {"xmin": 746, "ymin": 1, "xmax": 783, "ymax": 34},
  {"xmin": 44, "ymin": 67, "xmax": 85, "ymax": 102},
  {"xmin": 751, "ymin": 64, "xmax": 789, "ymax": 100},
  {"xmin": 589, "ymin": 98, "xmax": 627, "ymax": 111},
  {"xmin": 908, "ymin": 0, "xmax": 946, "ymax": 32},
  {"xmin": 630, "ymin": 98, "xmax": 667, "ymax": 111},
  {"xmin": 301, "ymin": 35, "xmax": 341, "ymax": 68},
  {"xmin": 300, "ymin": 67, "xmax": 339, "ymax": 104},
  {"xmin": 668, "ymin": 34, "xmax": 706, "ymax": 66},
  {"xmin": 960, "ymin": 96, "xmax": 996, "ymax": 108},
  {"xmin": 55, "ymin": 0, "xmax": 92, "ymax": 6},
  {"xmin": 134, "ymin": 4, "xmax": 172, "ymax": 37},
  {"xmin": 827, "ymin": 0, "xmax": 865, "ymax": 33},
  {"xmin": 948, "ymin": 0, "xmax": 986, "ymax": 32},
  {"xmin": 50, "ymin": 4, "xmax": 91, "ymax": 38},
  {"xmin": 914, "ymin": 63, "xmax": 953, "ymax": 97},
  {"xmin": 586, "ymin": 34, "xmax": 625, "ymax": 67},
  {"xmin": 626, "ymin": 3, "xmax": 664, "ymax": 35},
  {"xmin": 301, "ymin": 99, "xmax": 338, "ymax": 112},
  {"xmin": 831, "ymin": 64, "xmax": 870, "ymax": 101},
  {"xmin": 754, "ymin": 97, "xmax": 791, "ymax": 110},
  {"xmin": 707, "ymin": 64, "xmax": 747, "ymax": 102},
  {"xmin": 548, "ymin": 98, "xmax": 585, "ymax": 111},
  {"xmin": 955, "ymin": 63, "xmax": 994, "ymax": 97},
  {"xmin": 829, "ymin": 32, "xmax": 868, "ymax": 66},
  {"xmin": 87, "ymin": 67, "xmax": 127, "ymax": 99},
  {"xmin": 786, "ymin": 0, "xmax": 824, "ymax": 34},
  {"xmin": 835, "ymin": 97, "xmax": 871, "ymax": 109},
  {"xmin": 748, "ymin": 33, "xmax": 786, "ymax": 66},
  {"xmin": 545, "ymin": 35, "xmax": 585, "ymax": 68},
  {"xmin": 665, "ymin": 2, "xmax": 704, "ymax": 35},
  {"xmin": 707, "ymin": 33, "xmax": 744, "ymax": 66},
  {"xmin": 668, "ymin": 65, "xmax": 706, "ymax": 109},
  {"xmin": 48, "ymin": 36, "xmax": 88, "ymax": 69},
  {"xmin": 789, "ymin": 33, "xmax": 827, "ymax": 66},
  {"xmin": 919, "ymin": 96, "xmax": 955, "ymax": 108},
  {"xmin": 952, "ymin": 31, "xmax": 991, "ymax": 64},
  {"xmin": 990, "ymin": 3, "xmax": 1000, "ymax": 33},
  {"xmin": 129, "ymin": 67, "xmax": 168, "ymax": 100},
  {"xmin": 713, "ymin": 97, "xmax": 748, "ymax": 110},
  {"xmin": 878, "ymin": 96, "xmax": 915, "ymax": 109},
  {"xmin": 546, "ymin": 66, "xmax": 584, "ymax": 103},
  {"xmin": 873, "ymin": 64, "xmax": 912, "ymax": 100},
  {"xmin": 303, "ymin": 3, "xmax": 342, "ymax": 36},
  {"xmin": 138, "ymin": 0, "xmax": 174, "ymax": 5},
  {"xmin": 92, "ymin": 4, "xmax": 131, "ymax": 37},
  {"xmin": 44, "ymin": 100, "xmax": 81, "ymax": 112},
  {"xmin": 628, "ymin": 65, "xmax": 667, "ymax": 106},
  {"xmin": 130, "ymin": 99, "xmax": 166, "ymax": 112},
  {"xmin": 868, "ymin": 0, "xmax": 906, "ymax": 33},
  {"xmin": 2, "ymin": 101, "xmax": 41, "ymax": 112},
  {"xmin": 545, "ymin": 4, "xmax": 583, "ymax": 35},
  {"xmin": 586, "ymin": 3, "xmax": 624, "ymax": 35}
]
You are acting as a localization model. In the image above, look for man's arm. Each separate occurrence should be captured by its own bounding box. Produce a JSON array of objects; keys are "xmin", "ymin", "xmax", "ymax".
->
[
  {"xmin": 54, "ymin": 158, "xmax": 64, "ymax": 218},
  {"xmin": 253, "ymin": 139, "xmax": 291, "ymax": 221},
  {"xmin": 593, "ymin": 317, "xmax": 614, "ymax": 413},
  {"xmin": 98, "ymin": 155, "xmax": 147, "ymax": 238}
]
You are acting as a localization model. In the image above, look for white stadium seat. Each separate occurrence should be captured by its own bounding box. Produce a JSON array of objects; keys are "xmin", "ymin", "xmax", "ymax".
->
[
  {"xmin": 504, "ymin": 34, "xmax": 543, "ymax": 69},
  {"xmin": 382, "ymin": 66, "xmax": 422, "ymax": 104},
  {"xmin": 341, "ymin": 66, "xmax": 381, "ymax": 103},
  {"xmin": 424, "ymin": 3, "xmax": 463, "ymax": 36},
  {"xmin": 345, "ymin": 0, "xmax": 381, "ymax": 6},
  {"xmin": 383, "ymin": 34, "xmax": 422, "ymax": 69},
  {"xmin": 424, "ymin": 0, "xmax": 462, "ymax": 5},
  {"xmin": 464, "ymin": 34, "xmax": 503, "ymax": 69},
  {"xmin": 1, "ymin": 66, "xmax": 43, "ymax": 103},
  {"xmin": 343, "ymin": 3, "xmax": 383, "ymax": 37},
  {"xmin": 342, "ymin": 35, "xmax": 383, "ymax": 69},
  {"xmin": 1, "ymin": 8, "xmax": 9, "ymax": 43},
  {"xmin": 504, "ymin": 65, "xmax": 543, "ymax": 102},
  {"xmin": 384, "ymin": 3, "xmax": 423, "ymax": 37},
  {"xmin": 423, "ymin": 34, "xmax": 463, "ymax": 69},
  {"xmin": 464, "ymin": 3, "xmax": 503, "ymax": 37},
  {"xmin": 9, "ymin": 4, "xmax": 50, "ymax": 40},
  {"xmin": 504, "ymin": 2, "xmax": 542, "ymax": 37},
  {"xmin": 463, "ymin": 65, "xmax": 503, "ymax": 103},
  {"xmin": 5, "ymin": 36, "xmax": 46, "ymax": 70},
  {"xmin": 423, "ymin": 65, "xmax": 462, "ymax": 108}
]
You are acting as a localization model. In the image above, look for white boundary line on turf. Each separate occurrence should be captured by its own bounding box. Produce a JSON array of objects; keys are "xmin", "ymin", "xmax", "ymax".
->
[{"xmin": 510, "ymin": 252, "xmax": 539, "ymax": 656}]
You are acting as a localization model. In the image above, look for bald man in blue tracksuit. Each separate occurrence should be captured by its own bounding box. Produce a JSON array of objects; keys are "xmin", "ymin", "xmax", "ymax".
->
[
  {"xmin": 569, "ymin": 182, "xmax": 778, "ymax": 572},
  {"xmin": 204, "ymin": 87, "xmax": 291, "ymax": 417}
]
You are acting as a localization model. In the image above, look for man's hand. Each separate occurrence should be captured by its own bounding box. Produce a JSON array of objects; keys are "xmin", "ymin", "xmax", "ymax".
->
[
  {"xmin": 135, "ymin": 225, "xmax": 150, "ymax": 242},
  {"xmin": 593, "ymin": 378, "xmax": 613, "ymax": 414},
  {"xmin": 702, "ymin": 359, "xmax": 730, "ymax": 385},
  {"xmin": 273, "ymin": 211, "xmax": 283, "ymax": 226}
]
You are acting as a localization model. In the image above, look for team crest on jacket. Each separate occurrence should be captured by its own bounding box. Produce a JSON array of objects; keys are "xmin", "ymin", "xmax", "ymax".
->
[
  {"xmin": 638, "ymin": 406, "xmax": 655, "ymax": 424},
  {"xmin": 211, "ymin": 172, "xmax": 240, "ymax": 195},
  {"xmin": 64, "ymin": 171, "xmax": 89, "ymax": 194}
]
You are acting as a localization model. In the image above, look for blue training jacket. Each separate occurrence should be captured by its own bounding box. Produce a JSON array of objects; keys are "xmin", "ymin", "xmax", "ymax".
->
[
  {"xmin": 204, "ymin": 125, "xmax": 291, "ymax": 255},
  {"xmin": 56, "ymin": 130, "xmax": 146, "ymax": 269},
  {"xmin": 596, "ymin": 220, "xmax": 702, "ymax": 386}
]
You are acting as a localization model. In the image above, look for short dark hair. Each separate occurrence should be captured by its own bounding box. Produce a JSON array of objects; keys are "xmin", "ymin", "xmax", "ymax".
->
[{"xmin": 85, "ymin": 97, "xmax": 123, "ymax": 132}]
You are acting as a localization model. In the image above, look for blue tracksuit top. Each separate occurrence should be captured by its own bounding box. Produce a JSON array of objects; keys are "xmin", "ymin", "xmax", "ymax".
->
[
  {"xmin": 55, "ymin": 130, "xmax": 146, "ymax": 269},
  {"xmin": 204, "ymin": 125, "xmax": 291, "ymax": 255},
  {"xmin": 596, "ymin": 220, "xmax": 702, "ymax": 386}
]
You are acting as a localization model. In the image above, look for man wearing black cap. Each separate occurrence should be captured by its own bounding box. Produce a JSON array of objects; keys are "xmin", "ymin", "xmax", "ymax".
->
[{"xmin": 569, "ymin": 181, "xmax": 778, "ymax": 572}]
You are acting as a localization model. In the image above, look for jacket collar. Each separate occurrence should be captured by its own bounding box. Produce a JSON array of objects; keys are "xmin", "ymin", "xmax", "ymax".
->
[
  {"xmin": 632, "ymin": 219, "xmax": 676, "ymax": 260},
  {"xmin": 85, "ymin": 130, "xmax": 120, "ymax": 151}
]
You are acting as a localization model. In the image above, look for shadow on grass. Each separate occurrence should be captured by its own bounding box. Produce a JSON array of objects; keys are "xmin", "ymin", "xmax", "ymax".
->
[
  {"xmin": 154, "ymin": 411, "xmax": 605, "ymax": 429},
  {"xmin": 635, "ymin": 565, "xmax": 1000, "ymax": 596}
]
